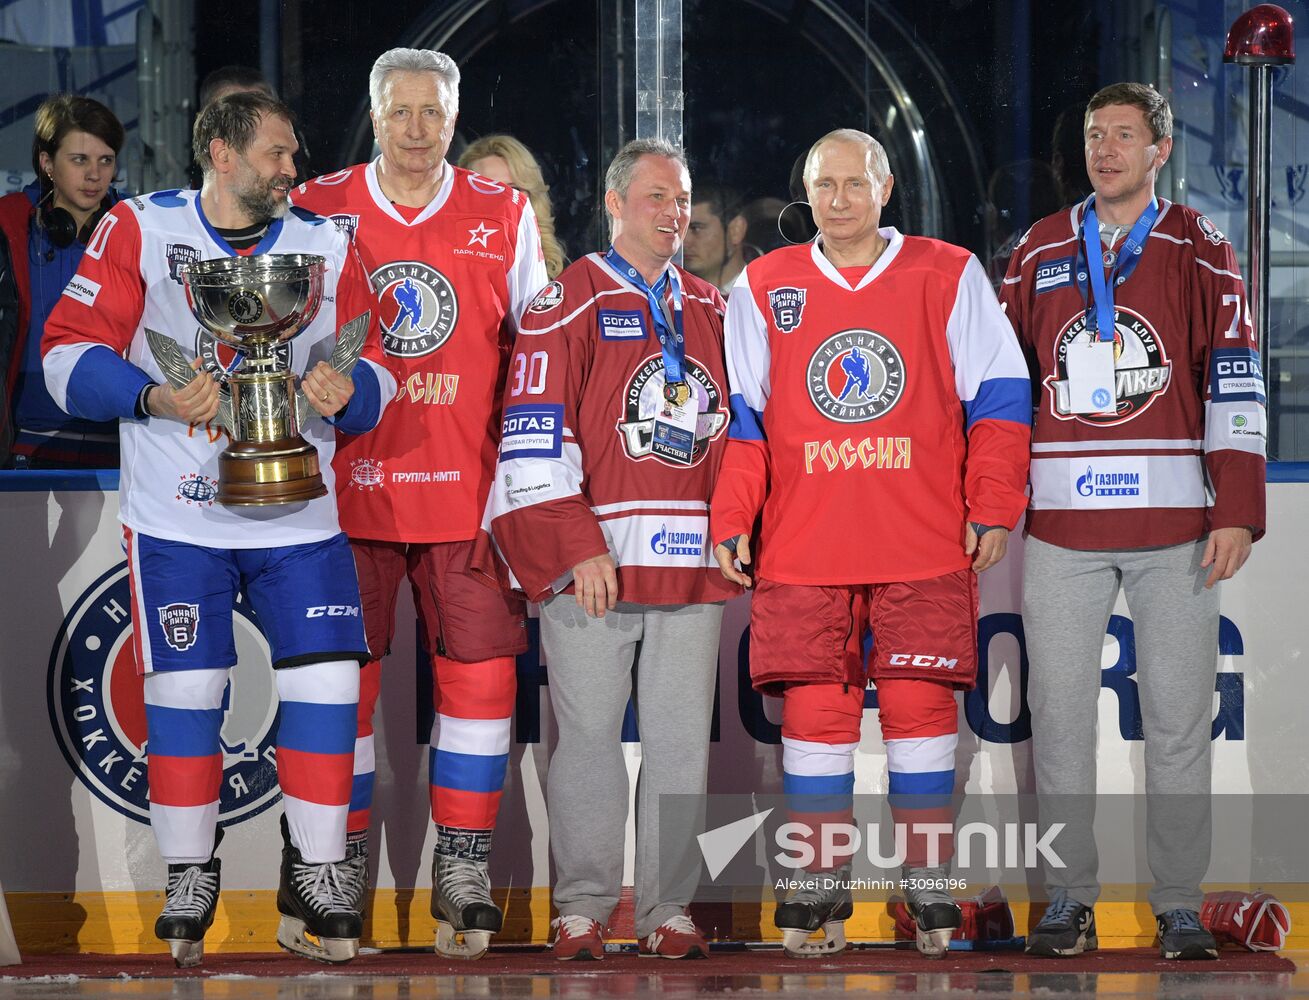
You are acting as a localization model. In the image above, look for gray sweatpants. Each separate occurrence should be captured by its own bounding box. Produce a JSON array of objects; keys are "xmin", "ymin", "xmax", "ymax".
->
[
  {"xmin": 540, "ymin": 595, "xmax": 724, "ymax": 938},
  {"xmin": 1023, "ymin": 536, "xmax": 1219, "ymax": 914}
]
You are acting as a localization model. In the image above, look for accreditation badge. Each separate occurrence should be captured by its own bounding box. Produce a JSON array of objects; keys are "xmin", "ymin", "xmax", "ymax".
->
[
  {"xmin": 1065, "ymin": 334, "xmax": 1118, "ymax": 415},
  {"xmin": 651, "ymin": 387, "xmax": 698, "ymax": 466}
]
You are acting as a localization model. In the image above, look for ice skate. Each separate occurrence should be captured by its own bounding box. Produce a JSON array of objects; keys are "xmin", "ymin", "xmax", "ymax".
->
[
  {"xmin": 902, "ymin": 866, "xmax": 962, "ymax": 957},
  {"xmin": 154, "ymin": 830, "xmax": 222, "ymax": 969},
  {"xmin": 774, "ymin": 864, "xmax": 853, "ymax": 958},
  {"xmin": 431, "ymin": 826, "xmax": 501, "ymax": 960},
  {"xmin": 275, "ymin": 817, "xmax": 361, "ymax": 964},
  {"xmin": 340, "ymin": 831, "xmax": 369, "ymax": 917}
]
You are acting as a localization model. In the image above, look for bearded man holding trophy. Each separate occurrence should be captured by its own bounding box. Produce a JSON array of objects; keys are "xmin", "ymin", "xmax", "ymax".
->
[{"xmin": 41, "ymin": 91, "xmax": 397, "ymax": 968}]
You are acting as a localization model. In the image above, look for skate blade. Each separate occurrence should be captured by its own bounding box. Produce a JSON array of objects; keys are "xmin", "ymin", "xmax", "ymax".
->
[
  {"xmin": 781, "ymin": 921, "xmax": 848, "ymax": 958},
  {"xmin": 916, "ymin": 926, "xmax": 954, "ymax": 958},
  {"xmin": 165, "ymin": 938, "xmax": 204, "ymax": 968},
  {"xmin": 276, "ymin": 915, "xmax": 359, "ymax": 964},
  {"xmin": 435, "ymin": 920, "xmax": 491, "ymax": 960}
]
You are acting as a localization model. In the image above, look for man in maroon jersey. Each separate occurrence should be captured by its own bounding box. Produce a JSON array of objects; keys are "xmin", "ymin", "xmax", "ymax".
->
[
  {"xmin": 482, "ymin": 139, "xmax": 736, "ymax": 961},
  {"xmin": 294, "ymin": 47, "xmax": 547, "ymax": 960},
  {"xmin": 999, "ymin": 82, "xmax": 1266, "ymax": 961}
]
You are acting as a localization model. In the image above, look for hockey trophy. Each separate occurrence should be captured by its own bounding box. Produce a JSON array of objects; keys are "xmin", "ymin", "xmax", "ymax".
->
[{"xmin": 146, "ymin": 253, "xmax": 370, "ymax": 506}]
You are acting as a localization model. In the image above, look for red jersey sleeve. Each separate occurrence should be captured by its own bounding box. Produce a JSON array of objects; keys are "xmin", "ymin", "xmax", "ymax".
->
[
  {"xmin": 1192, "ymin": 215, "xmax": 1266, "ymax": 539},
  {"xmin": 485, "ymin": 283, "xmax": 608, "ymax": 600}
]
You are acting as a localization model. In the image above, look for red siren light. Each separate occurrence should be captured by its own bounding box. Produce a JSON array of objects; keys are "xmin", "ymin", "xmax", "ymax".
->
[{"xmin": 1224, "ymin": 4, "xmax": 1296, "ymax": 64}]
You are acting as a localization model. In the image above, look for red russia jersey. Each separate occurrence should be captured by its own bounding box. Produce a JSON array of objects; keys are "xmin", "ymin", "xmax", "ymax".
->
[
  {"xmin": 481, "ymin": 253, "xmax": 739, "ymax": 606},
  {"xmin": 999, "ymin": 199, "xmax": 1266, "ymax": 549},
  {"xmin": 294, "ymin": 161, "xmax": 548, "ymax": 542},
  {"xmin": 710, "ymin": 231, "xmax": 1031, "ymax": 585}
]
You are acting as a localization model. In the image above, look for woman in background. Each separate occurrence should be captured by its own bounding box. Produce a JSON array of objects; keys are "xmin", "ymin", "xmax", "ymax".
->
[
  {"xmin": 0, "ymin": 94, "xmax": 125, "ymax": 467},
  {"xmin": 460, "ymin": 134, "xmax": 567, "ymax": 280}
]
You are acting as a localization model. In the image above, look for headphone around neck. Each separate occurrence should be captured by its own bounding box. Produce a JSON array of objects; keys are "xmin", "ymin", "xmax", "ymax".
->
[{"xmin": 38, "ymin": 183, "xmax": 116, "ymax": 250}]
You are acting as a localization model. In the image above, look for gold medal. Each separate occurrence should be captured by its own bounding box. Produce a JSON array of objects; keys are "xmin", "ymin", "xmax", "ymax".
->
[{"xmin": 663, "ymin": 380, "xmax": 691, "ymax": 407}]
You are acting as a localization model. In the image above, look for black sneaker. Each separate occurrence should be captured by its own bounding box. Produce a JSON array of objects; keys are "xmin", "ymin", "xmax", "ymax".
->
[
  {"xmin": 1026, "ymin": 894, "xmax": 1097, "ymax": 957},
  {"xmin": 1157, "ymin": 908, "xmax": 1218, "ymax": 960}
]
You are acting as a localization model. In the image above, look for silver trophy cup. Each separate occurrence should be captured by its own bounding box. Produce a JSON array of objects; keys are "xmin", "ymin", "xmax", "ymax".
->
[{"xmin": 146, "ymin": 252, "xmax": 371, "ymax": 506}]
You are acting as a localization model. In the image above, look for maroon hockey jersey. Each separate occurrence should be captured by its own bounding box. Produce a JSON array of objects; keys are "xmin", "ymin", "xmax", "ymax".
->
[
  {"xmin": 481, "ymin": 252, "xmax": 739, "ymax": 605},
  {"xmin": 999, "ymin": 199, "xmax": 1266, "ymax": 549}
]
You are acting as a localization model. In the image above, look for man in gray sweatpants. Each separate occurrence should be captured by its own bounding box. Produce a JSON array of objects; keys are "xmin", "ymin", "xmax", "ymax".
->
[
  {"xmin": 999, "ymin": 83, "xmax": 1267, "ymax": 960},
  {"xmin": 481, "ymin": 139, "xmax": 738, "ymax": 959}
]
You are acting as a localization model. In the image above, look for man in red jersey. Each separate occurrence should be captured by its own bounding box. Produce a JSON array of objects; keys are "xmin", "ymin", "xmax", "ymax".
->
[
  {"xmin": 294, "ymin": 47, "xmax": 547, "ymax": 960},
  {"xmin": 710, "ymin": 128, "xmax": 1031, "ymax": 958},
  {"xmin": 481, "ymin": 139, "xmax": 736, "ymax": 961},
  {"xmin": 999, "ymin": 83, "xmax": 1265, "ymax": 962}
]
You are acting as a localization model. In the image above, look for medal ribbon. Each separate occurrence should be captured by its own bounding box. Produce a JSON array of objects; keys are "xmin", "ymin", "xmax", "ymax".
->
[
  {"xmin": 1080, "ymin": 196, "xmax": 1158, "ymax": 342},
  {"xmin": 605, "ymin": 245, "xmax": 685, "ymax": 383}
]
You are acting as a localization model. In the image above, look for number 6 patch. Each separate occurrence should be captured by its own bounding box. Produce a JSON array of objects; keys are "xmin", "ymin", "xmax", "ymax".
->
[
  {"xmin": 768, "ymin": 286, "xmax": 807, "ymax": 333},
  {"xmin": 158, "ymin": 603, "xmax": 201, "ymax": 652}
]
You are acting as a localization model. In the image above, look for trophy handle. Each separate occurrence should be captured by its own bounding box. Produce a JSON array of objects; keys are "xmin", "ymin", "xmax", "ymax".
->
[
  {"xmin": 295, "ymin": 310, "xmax": 373, "ymax": 427},
  {"xmin": 144, "ymin": 327, "xmax": 234, "ymax": 431}
]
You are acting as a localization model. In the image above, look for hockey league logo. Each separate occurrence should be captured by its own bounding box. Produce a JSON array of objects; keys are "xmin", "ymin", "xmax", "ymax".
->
[
  {"xmin": 158, "ymin": 603, "xmax": 200, "ymax": 652},
  {"xmin": 371, "ymin": 261, "xmax": 459, "ymax": 358},
  {"xmin": 166, "ymin": 243, "xmax": 200, "ymax": 285},
  {"xmin": 806, "ymin": 329, "xmax": 906, "ymax": 423},
  {"xmin": 616, "ymin": 353, "xmax": 729, "ymax": 467},
  {"xmin": 1048, "ymin": 306, "xmax": 1172, "ymax": 425},
  {"xmin": 768, "ymin": 287, "xmax": 806, "ymax": 333},
  {"xmin": 48, "ymin": 564, "xmax": 282, "ymax": 827},
  {"xmin": 327, "ymin": 214, "xmax": 360, "ymax": 240}
]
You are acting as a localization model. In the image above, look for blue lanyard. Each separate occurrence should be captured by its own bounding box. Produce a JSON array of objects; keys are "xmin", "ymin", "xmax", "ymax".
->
[
  {"xmin": 605, "ymin": 246, "xmax": 685, "ymax": 382},
  {"xmin": 1080, "ymin": 197, "xmax": 1158, "ymax": 342}
]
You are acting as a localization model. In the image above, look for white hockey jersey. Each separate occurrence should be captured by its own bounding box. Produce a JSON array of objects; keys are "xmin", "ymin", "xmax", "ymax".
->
[{"xmin": 42, "ymin": 189, "xmax": 395, "ymax": 548}]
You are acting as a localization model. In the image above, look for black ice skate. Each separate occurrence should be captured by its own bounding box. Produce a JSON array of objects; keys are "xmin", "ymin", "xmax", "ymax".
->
[
  {"xmin": 774, "ymin": 864, "xmax": 854, "ymax": 958},
  {"xmin": 275, "ymin": 815, "xmax": 362, "ymax": 964},
  {"xmin": 154, "ymin": 829, "xmax": 223, "ymax": 968},
  {"xmin": 902, "ymin": 866, "xmax": 963, "ymax": 957},
  {"xmin": 341, "ymin": 830, "xmax": 369, "ymax": 918},
  {"xmin": 431, "ymin": 825, "xmax": 501, "ymax": 960}
]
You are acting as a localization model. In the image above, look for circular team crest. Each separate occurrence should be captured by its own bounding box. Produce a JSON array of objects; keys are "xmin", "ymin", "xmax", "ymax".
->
[
  {"xmin": 615, "ymin": 353, "xmax": 728, "ymax": 467},
  {"xmin": 528, "ymin": 281, "xmax": 564, "ymax": 314},
  {"xmin": 806, "ymin": 329, "xmax": 906, "ymax": 423},
  {"xmin": 227, "ymin": 289, "xmax": 264, "ymax": 325},
  {"xmin": 47, "ymin": 564, "xmax": 282, "ymax": 827},
  {"xmin": 196, "ymin": 328, "xmax": 290, "ymax": 387},
  {"xmin": 1047, "ymin": 306, "xmax": 1172, "ymax": 425},
  {"xmin": 371, "ymin": 261, "xmax": 459, "ymax": 357}
]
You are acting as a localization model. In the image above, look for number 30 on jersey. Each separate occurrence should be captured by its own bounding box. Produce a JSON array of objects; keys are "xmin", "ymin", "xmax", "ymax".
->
[{"xmin": 510, "ymin": 350, "xmax": 548, "ymax": 396}]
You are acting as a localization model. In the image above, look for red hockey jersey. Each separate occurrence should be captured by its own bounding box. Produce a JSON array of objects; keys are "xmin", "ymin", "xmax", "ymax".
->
[
  {"xmin": 710, "ymin": 231, "xmax": 1032, "ymax": 585},
  {"xmin": 482, "ymin": 253, "xmax": 739, "ymax": 606},
  {"xmin": 999, "ymin": 199, "xmax": 1266, "ymax": 549},
  {"xmin": 294, "ymin": 160, "xmax": 548, "ymax": 542}
]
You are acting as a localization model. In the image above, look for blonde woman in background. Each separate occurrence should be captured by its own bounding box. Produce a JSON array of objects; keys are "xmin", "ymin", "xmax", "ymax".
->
[{"xmin": 460, "ymin": 134, "xmax": 567, "ymax": 279}]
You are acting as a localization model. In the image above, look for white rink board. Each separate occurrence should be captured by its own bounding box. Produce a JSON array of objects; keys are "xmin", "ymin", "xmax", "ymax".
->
[{"xmin": 0, "ymin": 482, "xmax": 1304, "ymax": 894}]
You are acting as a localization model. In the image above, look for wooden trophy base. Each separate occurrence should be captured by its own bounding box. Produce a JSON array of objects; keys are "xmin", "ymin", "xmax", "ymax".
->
[{"xmin": 217, "ymin": 436, "xmax": 327, "ymax": 506}]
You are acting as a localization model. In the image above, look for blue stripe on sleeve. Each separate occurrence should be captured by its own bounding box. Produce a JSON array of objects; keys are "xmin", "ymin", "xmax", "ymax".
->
[
  {"xmin": 329, "ymin": 362, "xmax": 381, "ymax": 435},
  {"xmin": 430, "ymin": 748, "xmax": 510, "ymax": 794},
  {"xmin": 65, "ymin": 346, "xmax": 152, "ymax": 422},
  {"xmin": 728, "ymin": 393, "xmax": 767, "ymax": 441},
  {"xmin": 276, "ymin": 701, "xmax": 357, "ymax": 755},
  {"xmin": 962, "ymin": 377, "xmax": 1031, "ymax": 431},
  {"xmin": 349, "ymin": 771, "xmax": 375, "ymax": 811},
  {"xmin": 146, "ymin": 705, "xmax": 223, "ymax": 757}
]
